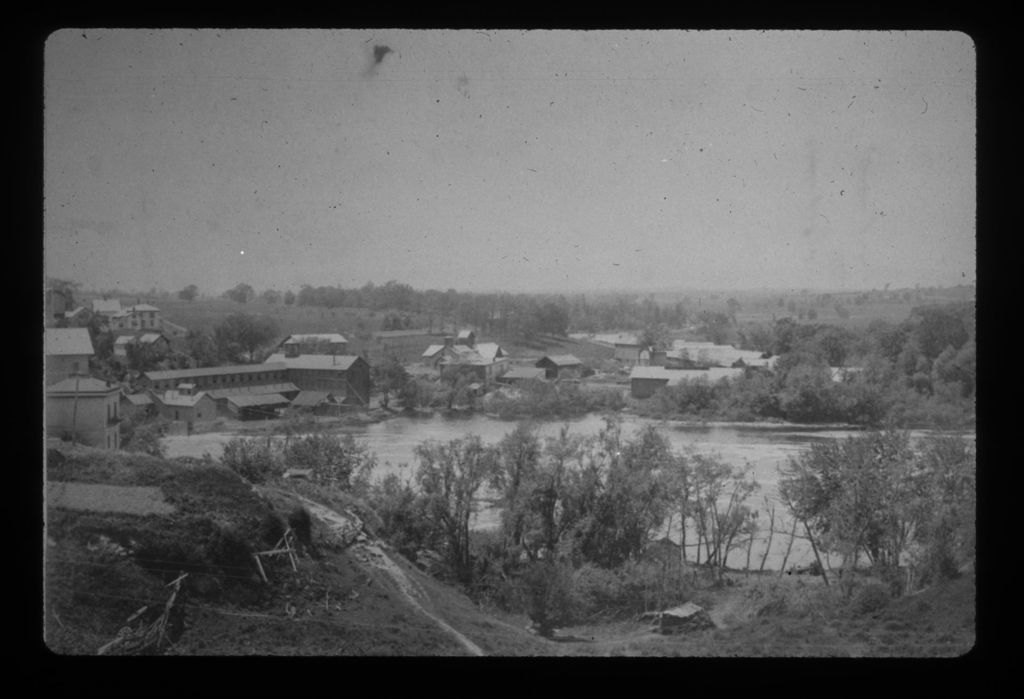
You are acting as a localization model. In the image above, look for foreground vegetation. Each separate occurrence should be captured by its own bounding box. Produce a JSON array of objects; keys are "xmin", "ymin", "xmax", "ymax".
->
[{"xmin": 217, "ymin": 419, "xmax": 973, "ymax": 641}]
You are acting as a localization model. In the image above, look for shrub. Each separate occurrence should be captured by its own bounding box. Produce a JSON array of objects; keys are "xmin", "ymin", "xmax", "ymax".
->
[
  {"xmin": 221, "ymin": 436, "xmax": 282, "ymax": 484},
  {"xmin": 851, "ymin": 583, "xmax": 891, "ymax": 616},
  {"xmin": 520, "ymin": 561, "xmax": 576, "ymax": 635}
]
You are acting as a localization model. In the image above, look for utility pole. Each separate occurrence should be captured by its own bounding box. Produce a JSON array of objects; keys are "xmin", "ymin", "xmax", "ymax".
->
[{"xmin": 70, "ymin": 374, "xmax": 80, "ymax": 444}]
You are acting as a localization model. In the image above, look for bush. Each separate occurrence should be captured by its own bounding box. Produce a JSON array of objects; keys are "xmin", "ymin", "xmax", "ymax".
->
[
  {"xmin": 221, "ymin": 437, "xmax": 282, "ymax": 484},
  {"xmin": 851, "ymin": 583, "xmax": 891, "ymax": 616},
  {"xmin": 520, "ymin": 561, "xmax": 576, "ymax": 635}
]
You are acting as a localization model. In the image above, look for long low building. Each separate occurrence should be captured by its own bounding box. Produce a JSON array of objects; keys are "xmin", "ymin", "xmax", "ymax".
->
[
  {"xmin": 629, "ymin": 366, "xmax": 746, "ymax": 399},
  {"xmin": 142, "ymin": 363, "xmax": 289, "ymax": 392}
]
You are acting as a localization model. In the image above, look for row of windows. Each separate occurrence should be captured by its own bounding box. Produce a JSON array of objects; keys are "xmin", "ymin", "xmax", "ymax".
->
[{"xmin": 154, "ymin": 371, "xmax": 286, "ymax": 390}]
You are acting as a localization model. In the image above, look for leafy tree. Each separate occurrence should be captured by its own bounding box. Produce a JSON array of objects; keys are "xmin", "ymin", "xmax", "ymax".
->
[
  {"xmin": 415, "ymin": 435, "xmax": 497, "ymax": 582},
  {"xmin": 575, "ymin": 422, "xmax": 674, "ymax": 568},
  {"xmin": 697, "ymin": 311, "xmax": 731, "ymax": 345},
  {"xmin": 222, "ymin": 437, "xmax": 282, "ymax": 484},
  {"xmin": 687, "ymin": 453, "xmax": 759, "ymax": 582},
  {"xmin": 491, "ymin": 423, "xmax": 543, "ymax": 556},
  {"xmin": 726, "ymin": 297, "xmax": 741, "ymax": 322},
  {"xmin": 284, "ymin": 432, "xmax": 376, "ymax": 491},
  {"xmin": 373, "ymin": 355, "xmax": 411, "ymax": 410},
  {"xmin": 779, "ymin": 431, "xmax": 918, "ymax": 594},
  {"xmin": 261, "ymin": 289, "xmax": 282, "ymax": 305},
  {"xmin": 223, "ymin": 283, "xmax": 255, "ymax": 304},
  {"xmin": 125, "ymin": 340, "xmax": 166, "ymax": 373},
  {"xmin": 177, "ymin": 284, "xmax": 199, "ymax": 302},
  {"xmin": 185, "ymin": 329, "xmax": 220, "ymax": 368},
  {"xmin": 213, "ymin": 313, "xmax": 280, "ymax": 362},
  {"xmin": 283, "ymin": 289, "xmax": 296, "ymax": 306},
  {"xmin": 910, "ymin": 304, "xmax": 970, "ymax": 359}
]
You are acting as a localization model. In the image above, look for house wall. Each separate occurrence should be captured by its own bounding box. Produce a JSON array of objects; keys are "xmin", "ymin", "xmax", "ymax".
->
[
  {"xmin": 285, "ymin": 363, "xmax": 371, "ymax": 406},
  {"xmin": 46, "ymin": 354, "xmax": 91, "ymax": 385},
  {"xmin": 615, "ymin": 345, "xmax": 643, "ymax": 363},
  {"xmin": 155, "ymin": 394, "xmax": 217, "ymax": 422},
  {"xmin": 630, "ymin": 377, "xmax": 670, "ymax": 399},
  {"xmin": 46, "ymin": 391, "xmax": 120, "ymax": 449}
]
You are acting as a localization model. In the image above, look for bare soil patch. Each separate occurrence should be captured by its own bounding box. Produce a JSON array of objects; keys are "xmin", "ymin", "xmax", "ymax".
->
[{"xmin": 47, "ymin": 482, "xmax": 175, "ymax": 516}]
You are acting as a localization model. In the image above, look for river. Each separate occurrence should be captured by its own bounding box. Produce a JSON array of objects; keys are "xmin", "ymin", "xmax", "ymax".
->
[{"xmin": 162, "ymin": 413, "xmax": 971, "ymax": 571}]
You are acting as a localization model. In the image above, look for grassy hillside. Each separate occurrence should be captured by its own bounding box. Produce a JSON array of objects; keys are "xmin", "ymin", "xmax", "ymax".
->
[{"xmin": 44, "ymin": 443, "xmax": 975, "ymax": 657}]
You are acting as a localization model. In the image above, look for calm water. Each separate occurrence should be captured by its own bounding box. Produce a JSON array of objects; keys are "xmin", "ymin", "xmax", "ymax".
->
[{"xmin": 163, "ymin": 413, "xmax": 971, "ymax": 570}]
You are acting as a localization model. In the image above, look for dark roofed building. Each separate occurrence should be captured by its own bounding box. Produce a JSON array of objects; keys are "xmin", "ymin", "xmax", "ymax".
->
[
  {"xmin": 225, "ymin": 393, "xmax": 290, "ymax": 420},
  {"xmin": 535, "ymin": 354, "xmax": 583, "ymax": 380},
  {"xmin": 264, "ymin": 352, "xmax": 371, "ymax": 406}
]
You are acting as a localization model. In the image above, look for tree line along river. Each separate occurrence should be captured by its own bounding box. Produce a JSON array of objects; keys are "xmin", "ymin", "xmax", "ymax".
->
[{"xmin": 162, "ymin": 413, "xmax": 974, "ymax": 571}]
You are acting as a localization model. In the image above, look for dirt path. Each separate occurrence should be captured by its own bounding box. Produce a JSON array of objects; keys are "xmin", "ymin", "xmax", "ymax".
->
[{"xmin": 291, "ymin": 494, "xmax": 485, "ymax": 657}]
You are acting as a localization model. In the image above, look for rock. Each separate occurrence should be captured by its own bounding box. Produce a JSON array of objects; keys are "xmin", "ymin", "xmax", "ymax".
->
[{"xmin": 641, "ymin": 602, "xmax": 716, "ymax": 634}]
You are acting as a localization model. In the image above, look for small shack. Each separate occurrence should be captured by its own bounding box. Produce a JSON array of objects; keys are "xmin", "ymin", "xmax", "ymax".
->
[
  {"xmin": 226, "ymin": 393, "xmax": 290, "ymax": 420},
  {"xmin": 535, "ymin": 354, "xmax": 583, "ymax": 380},
  {"xmin": 290, "ymin": 390, "xmax": 341, "ymax": 415}
]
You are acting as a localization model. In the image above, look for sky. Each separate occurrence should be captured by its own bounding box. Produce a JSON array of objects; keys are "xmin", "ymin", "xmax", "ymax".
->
[{"xmin": 43, "ymin": 29, "xmax": 976, "ymax": 296}]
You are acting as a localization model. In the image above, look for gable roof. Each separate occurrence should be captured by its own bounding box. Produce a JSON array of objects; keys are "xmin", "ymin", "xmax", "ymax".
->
[
  {"xmin": 45, "ymin": 328, "xmax": 95, "ymax": 356},
  {"xmin": 144, "ymin": 363, "xmax": 288, "ymax": 382},
  {"xmin": 538, "ymin": 354, "xmax": 581, "ymax": 367},
  {"xmin": 474, "ymin": 342, "xmax": 504, "ymax": 361},
  {"xmin": 123, "ymin": 392, "xmax": 153, "ymax": 406},
  {"xmin": 91, "ymin": 299, "xmax": 122, "ymax": 314},
  {"xmin": 279, "ymin": 333, "xmax": 348, "ymax": 346},
  {"xmin": 226, "ymin": 393, "xmax": 290, "ymax": 407},
  {"xmin": 207, "ymin": 382, "xmax": 300, "ymax": 400},
  {"xmin": 155, "ymin": 389, "xmax": 214, "ymax": 408},
  {"xmin": 264, "ymin": 353, "xmax": 364, "ymax": 371},
  {"xmin": 47, "ymin": 376, "xmax": 117, "ymax": 394},
  {"xmin": 422, "ymin": 344, "xmax": 446, "ymax": 357},
  {"xmin": 130, "ymin": 304, "xmax": 160, "ymax": 312}
]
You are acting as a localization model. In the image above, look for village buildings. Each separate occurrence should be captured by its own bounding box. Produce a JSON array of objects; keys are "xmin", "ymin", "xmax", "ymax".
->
[
  {"xmin": 46, "ymin": 376, "xmax": 122, "ymax": 450},
  {"xmin": 421, "ymin": 333, "xmax": 509, "ymax": 383},
  {"xmin": 45, "ymin": 328, "xmax": 95, "ymax": 385}
]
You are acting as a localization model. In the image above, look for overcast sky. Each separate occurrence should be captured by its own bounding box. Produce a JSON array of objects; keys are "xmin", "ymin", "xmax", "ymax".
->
[{"xmin": 44, "ymin": 29, "xmax": 975, "ymax": 295}]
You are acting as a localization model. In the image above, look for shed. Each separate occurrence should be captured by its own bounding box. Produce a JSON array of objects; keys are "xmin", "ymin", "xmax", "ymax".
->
[
  {"xmin": 225, "ymin": 393, "xmax": 290, "ymax": 420},
  {"xmin": 535, "ymin": 354, "xmax": 583, "ymax": 380}
]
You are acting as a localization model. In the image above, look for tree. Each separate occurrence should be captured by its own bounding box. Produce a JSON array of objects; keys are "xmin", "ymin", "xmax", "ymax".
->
[
  {"xmin": 284, "ymin": 432, "xmax": 376, "ymax": 491},
  {"xmin": 373, "ymin": 355, "xmax": 411, "ymax": 410},
  {"xmin": 261, "ymin": 289, "xmax": 282, "ymax": 305},
  {"xmin": 283, "ymin": 289, "xmax": 296, "ymax": 306},
  {"xmin": 779, "ymin": 431, "xmax": 919, "ymax": 594},
  {"xmin": 223, "ymin": 283, "xmax": 255, "ymax": 304},
  {"xmin": 726, "ymin": 297, "xmax": 741, "ymax": 322},
  {"xmin": 575, "ymin": 422, "xmax": 674, "ymax": 568},
  {"xmin": 213, "ymin": 313, "xmax": 280, "ymax": 363},
  {"xmin": 177, "ymin": 284, "xmax": 199, "ymax": 302},
  {"xmin": 415, "ymin": 435, "xmax": 498, "ymax": 582},
  {"xmin": 185, "ymin": 329, "xmax": 220, "ymax": 368}
]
